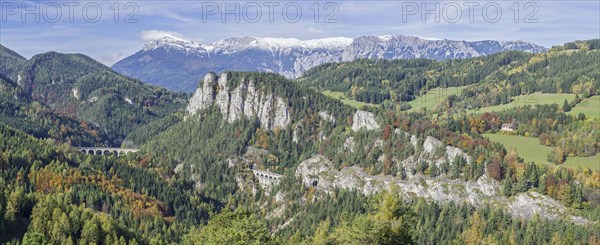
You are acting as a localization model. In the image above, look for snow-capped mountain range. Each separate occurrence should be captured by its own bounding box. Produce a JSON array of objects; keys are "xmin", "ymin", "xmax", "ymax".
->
[{"xmin": 112, "ymin": 34, "xmax": 547, "ymax": 92}]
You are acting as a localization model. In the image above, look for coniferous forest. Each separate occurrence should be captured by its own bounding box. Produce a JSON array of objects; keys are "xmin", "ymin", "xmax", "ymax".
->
[{"xmin": 0, "ymin": 40, "xmax": 599, "ymax": 244}]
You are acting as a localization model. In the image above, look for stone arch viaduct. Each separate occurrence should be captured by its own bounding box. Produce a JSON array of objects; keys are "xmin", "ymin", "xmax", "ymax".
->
[
  {"xmin": 76, "ymin": 147, "xmax": 139, "ymax": 157},
  {"xmin": 252, "ymin": 169, "xmax": 283, "ymax": 186}
]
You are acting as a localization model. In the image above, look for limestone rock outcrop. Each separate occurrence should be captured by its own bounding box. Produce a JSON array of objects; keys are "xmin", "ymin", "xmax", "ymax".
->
[
  {"xmin": 295, "ymin": 155, "xmax": 584, "ymax": 222},
  {"xmin": 351, "ymin": 110, "xmax": 379, "ymax": 131},
  {"xmin": 187, "ymin": 73, "xmax": 291, "ymax": 131}
]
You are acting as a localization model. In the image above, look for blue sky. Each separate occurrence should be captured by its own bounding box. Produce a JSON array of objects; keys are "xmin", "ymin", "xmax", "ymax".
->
[{"xmin": 1, "ymin": 0, "xmax": 599, "ymax": 65}]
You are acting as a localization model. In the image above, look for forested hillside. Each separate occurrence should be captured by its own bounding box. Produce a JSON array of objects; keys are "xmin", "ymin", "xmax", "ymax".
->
[
  {"xmin": 0, "ymin": 45, "xmax": 26, "ymax": 80},
  {"xmin": 301, "ymin": 39, "xmax": 600, "ymax": 109},
  {"xmin": 143, "ymin": 70, "xmax": 600, "ymax": 244},
  {"xmin": 300, "ymin": 51, "xmax": 532, "ymax": 104},
  {"xmin": 0, "ymin": 46, "xmax": 188, "ymax": 146},
  {"xmin": 0, "ymin": 72, "xmax": 109, "ymax": 146},
  {"xmin": 454, "ymin": 40, "xmax": 600, "ymax": 110},
  {"xmin": 144, "ymin": 72, "xmax": 355, "ymax": 200},
  {"xmin": 0, "ymin": 122, "xmax": 219, "ymax": 244},
  {"xmin": 300, "ymin": 39, "xmax": 600, "ymax": 168},
  {"xmin": 0, "ymin": 41, "xmax": 598, "ymax": 244}
]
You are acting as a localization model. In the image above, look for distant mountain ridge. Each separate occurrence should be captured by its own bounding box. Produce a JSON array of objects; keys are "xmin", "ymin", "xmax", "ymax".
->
[{"xmin": 112, "ymin": 34, "xmax": 547, "ymax": 92}]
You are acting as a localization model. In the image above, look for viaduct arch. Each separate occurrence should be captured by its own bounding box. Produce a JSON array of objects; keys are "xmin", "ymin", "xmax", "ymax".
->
[
  {"xmin": 252, "ymin": 169, "xmax": 283, "ymax": 187},
  {"xmin": 76, "ymin": 147, "xmax": 139, "ymax": 157}
]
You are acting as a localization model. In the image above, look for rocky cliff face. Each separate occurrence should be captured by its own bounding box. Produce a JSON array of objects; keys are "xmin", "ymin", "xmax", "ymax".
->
[
  {"xmin": 294, "ymin": 155, "xmax": 584, "ymax": 222},
  {"xmin": 187, "ymin": 73, "xmax": 291, "ymax": 131},
  {"xmin": 423, "ymin": 136, "xmax": 472, "ymax": 163},
  {"xmin": 294, "ymin": 131, "xmax": 586, "ymax": 222},
  {"xmin": 351, "ymin": 110, "xmax": 380, "ymax": 131},
  {"xmin": 113, "ymin": 35, "xmax": 547, "ymax": 92}
]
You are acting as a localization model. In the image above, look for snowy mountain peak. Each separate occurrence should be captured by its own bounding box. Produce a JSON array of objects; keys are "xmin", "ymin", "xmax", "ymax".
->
[
  {"xmin": 143, "ymin": 36, "xmax": 202, "ymax": 52},
  {"xmin": 250, "ymin": 37, "xmax": 354, "ymax": 50},
  {"xmin": 220, "ymin": 36, "xmax": 355, "ymax": 51},
  {"xmin": 115, "ymin": 34, "xmax": 547, "ymax": 92},
  {"xmin": 145, "ymin": 35, "xmax": 356, "ymax": 53},
  {"xmin": 376, "ymin": 34, "xmax": 425, "ymax": 42}
]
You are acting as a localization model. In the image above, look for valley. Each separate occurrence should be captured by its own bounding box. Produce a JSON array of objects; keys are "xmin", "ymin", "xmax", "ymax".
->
[{"xmin": 0, "ymin": 39, "xmax": 598, "ymax": 244}]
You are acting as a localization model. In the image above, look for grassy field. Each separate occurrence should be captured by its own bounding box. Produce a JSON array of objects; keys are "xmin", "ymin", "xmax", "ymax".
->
[
  {"xmin": 568, "ymin": 95, "xmax": 600, "ymax": 118},
  {"xmin": 483, "ymin": 133, "xmax": 599, "ymax": 170},
  {"xmin": 563, "ymin": 155, "xmax": 600, "ymax": 170},
  {"xmin": 407, "ymin": 86, "xmax": 467, "ymax": 112},
  {"xmin": 322, "ymin": 90, "xmax": 375, "ymax": 109},
  {"xmin": 471, "ymin": 93, "xmax": 576, "ymax": 114},
  {"xmin": 323, "ymin": 86, "xmax": 466, "ymax": 111}
]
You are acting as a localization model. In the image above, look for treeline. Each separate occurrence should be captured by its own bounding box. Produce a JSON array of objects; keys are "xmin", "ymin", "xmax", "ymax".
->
[
  {"xmin": 168, "ymin": 91, "xmax": 599, "ymax": 242},
  {"xmin": 159, "ymin": 79, "xmax": 597, "ymax": 213},
  {"xmin": 140, "ymin": 70, "xmax": 597, "ymax": 245}
]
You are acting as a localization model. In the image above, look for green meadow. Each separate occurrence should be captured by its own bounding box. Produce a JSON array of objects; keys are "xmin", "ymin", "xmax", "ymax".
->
[
  {"xmin": 407, "ymin": 86, "xmax": 467, "ymax": 112},
  {"xmin": 322, "ymin": 90, "xmax": 375, "ymax": 109},
  {"xmin": 568, "ymin": 95, "xmax": 600, "ymax": 118},
  {"xmin": 471, "ymin": 93, "xmax": 576, "ymax": 114},
  {"xmin": 484, "ymin": 133, "xmax": 599, "ymax": 170}
]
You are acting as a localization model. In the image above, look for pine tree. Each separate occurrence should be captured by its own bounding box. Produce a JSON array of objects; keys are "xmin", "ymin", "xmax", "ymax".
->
[{"xmin": 562, "ymin": 99, "xmax": 571, "ymax": 112}]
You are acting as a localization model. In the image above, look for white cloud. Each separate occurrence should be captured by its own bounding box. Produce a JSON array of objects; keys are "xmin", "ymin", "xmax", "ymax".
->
[
  {"xmin": 98, "ymin": 53, "xmax": 127, "ymax": 66},
  {"xmin": 139, "ymin": 30, "xmax": 198, "ymax": 42}
]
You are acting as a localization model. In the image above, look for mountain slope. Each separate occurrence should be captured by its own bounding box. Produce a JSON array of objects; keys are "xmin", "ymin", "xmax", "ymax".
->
[
  {"xmin": 301, "ymin": 51, "xmax": 533, "ymax": 104},
  {"xmin": 0, "ymin": 121, "xmax": 218, "ymax": 243},
  {"xmin": 112, "ymin": 35, "xmax": 547, "ymax": 92},
  {"xmin": 145, "ymin": 71, "xmax": 356, "ymax": 199},
  {"xmin": 0, "ymin": 61, "xmax": 109, "ymax": 146},
  {"xmin": 4, "ymin": 46, "xmax": 188, "ymax": 146},
  {"xmin": 141, "ymin": 70, "xmax": 599, "ymax": 244},
  {"xmin": 2, "ymin": 47, "xmax": 598, "ymax": 244},
  {"xmin": 301, "ymin": 40, "xmax": 600, "ymax": 107},
  {"xmin": 0, "ymin": 44, "xmax": 27, "ymax": 81},
  {"xmin": 0, "ymin": 95, "xmax": 109, "ymax": 146}
]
